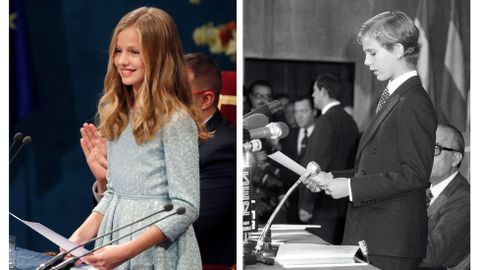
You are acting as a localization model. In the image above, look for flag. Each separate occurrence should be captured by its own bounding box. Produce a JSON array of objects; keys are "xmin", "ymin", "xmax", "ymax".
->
[
  {"xmin": 438, "ymin": 0, "xmax": 468, "ymax": 132},
  {"xmin": 414, "ymin": 0, "xmax": 434, "ymax": 95}
]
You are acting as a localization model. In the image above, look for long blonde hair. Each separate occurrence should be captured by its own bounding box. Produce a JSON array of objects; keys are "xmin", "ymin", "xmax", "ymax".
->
[{"xmin": 97, "ymin": 7, "xmax": 208, "ymax": 143}]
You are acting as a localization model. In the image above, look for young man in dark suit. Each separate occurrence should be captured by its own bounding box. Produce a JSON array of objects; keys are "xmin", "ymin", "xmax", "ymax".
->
[
  {"xmin": 301, "ymin": 11, "xmax": 437, "ymax": 270},
  {"xmin": 419, "ymin": 125, "xmax": 469, "ymax": 270},
  {"xmin": 298, "ymin": 75, "xmax": 358, "ymax": 244}
]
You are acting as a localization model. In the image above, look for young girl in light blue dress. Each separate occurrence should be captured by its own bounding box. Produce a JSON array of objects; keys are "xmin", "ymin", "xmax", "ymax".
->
[{"xmin": 68, "ymin": 7, "xmax": 209, "ymax": 270}]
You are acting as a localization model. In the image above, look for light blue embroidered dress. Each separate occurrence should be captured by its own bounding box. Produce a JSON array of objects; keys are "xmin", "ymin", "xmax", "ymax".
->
[{"xmin": 93, "ymin": 112, "xmax": 202, "ymax": 270}]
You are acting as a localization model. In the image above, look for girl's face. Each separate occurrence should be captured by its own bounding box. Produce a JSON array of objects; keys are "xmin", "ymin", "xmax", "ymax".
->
[
  {"xmin": 361, "ymin": 35, "xmax": 399, "ymax": 81},
  {"xmin": 114, "ymin": 27, "xmax": 145, "ymax": 91}
]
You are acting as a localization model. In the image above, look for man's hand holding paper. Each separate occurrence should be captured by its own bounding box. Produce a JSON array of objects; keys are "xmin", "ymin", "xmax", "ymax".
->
[{"xmin": 298, "ymin": 160, "xmax": 349, "ymax": 199}]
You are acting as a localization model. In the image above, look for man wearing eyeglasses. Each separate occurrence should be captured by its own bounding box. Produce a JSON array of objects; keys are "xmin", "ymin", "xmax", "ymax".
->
[
  {"xmin": 419, "ymin": 124, "xmax": 470, "ymax": 270},
  {"xmin": 247, "ymin": 80, "xmax": 273, "ymax": 110}
]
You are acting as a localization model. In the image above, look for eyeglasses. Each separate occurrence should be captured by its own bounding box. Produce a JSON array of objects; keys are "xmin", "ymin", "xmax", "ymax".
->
[
  {"xmin": 434, "ymin": 143, "xmax": 460, "ymax": 156},
  {"xmin": 251, "ymin": 93, "xmax": 272, "ymax": 100}
]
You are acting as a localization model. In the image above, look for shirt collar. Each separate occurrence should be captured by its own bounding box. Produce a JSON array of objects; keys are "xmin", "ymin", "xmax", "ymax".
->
[
  {"xmin": 386, "ymin": 70, "xmax": 418, "ymax": 95},
  {"xmin": 322, "ymin": 101, "xmax": 341, "ymax": 115},
  {"xmin": 300, "ymin": 124, "xmax": 315, "ymax": 137},
  {"xmin": 429, "ymin": 171, "xmax": 459, "ymax": 204}
]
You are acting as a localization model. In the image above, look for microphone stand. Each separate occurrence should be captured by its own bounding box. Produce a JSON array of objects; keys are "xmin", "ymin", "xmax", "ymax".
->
[
  {"xmin": 250, "ymin": 178, "xmax": 303, "ymax": 265},
  {"xmin": 249, "ymin": 161, "xmax": 321, "ymax": 265},
  {"xmin": 51, "ymin": 208, "xmax": 185, "ymax": 270},
  {"xmin": 37, "ymin": 204, "xmax": 173, "ymax": 270}
]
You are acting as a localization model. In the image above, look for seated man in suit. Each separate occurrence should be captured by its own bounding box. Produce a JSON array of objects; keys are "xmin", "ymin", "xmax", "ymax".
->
[
  {"xmin": 80, "ymin": 53, "xmax": 236, "ymax": 266},
  {"xmin": 419, "ymin": 124, "xmax": 470, "ymax": 269}
]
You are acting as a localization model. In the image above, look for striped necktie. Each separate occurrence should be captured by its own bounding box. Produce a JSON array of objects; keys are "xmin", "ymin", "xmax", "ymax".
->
[
  {"xmin": 299, "ymin": 129, "xmax": 309, "ymax": 157},
  {"xmin": 376, "ymin": 87, "xmax": 390, "ymax": 113},
  {"xmin": 426, "ymin": 188, "xmax": 434, "ymax": 206}
]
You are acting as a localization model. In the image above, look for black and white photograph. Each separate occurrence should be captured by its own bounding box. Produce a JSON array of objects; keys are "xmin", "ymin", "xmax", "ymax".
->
[{"xmin": 242, "ymin": 1, "xmax": 471, "ymax": 269}]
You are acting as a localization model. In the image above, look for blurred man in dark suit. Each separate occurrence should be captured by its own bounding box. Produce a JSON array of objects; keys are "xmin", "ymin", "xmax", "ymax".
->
[
  {"xmin": 298, "ymin": 74, "xmax": 358, "ymax": 244},
  {"xmin": 278, "ymin": 95, "xmax": 317, "ymax": 224},
  {"xmin": 184, "ymin": 53, "xmax": 236, "ymax": 266},
  {"xmin": 419, "ymin": 124, "xmax": 470, "ymax": 270}
]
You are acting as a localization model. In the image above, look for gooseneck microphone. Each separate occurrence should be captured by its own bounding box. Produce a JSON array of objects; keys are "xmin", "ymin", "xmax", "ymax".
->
[
  {"xmin": 51, "ymin": 207, "xmax": 186, "ymax": 270},
  {"xmin": 243, "ymin": 100, "xmax": 282, "ymax": 119},
  {"xmin": 251, "ymin": 161, "xmax": 321, "ymax": 264},
  {"xmin": 358, "ymin": 240, "xmax": 371, "ymax": 264},
  {"xmin": 10, "ymin": 136, "xmax": 32, "ymax": 165},
  {"xmin": 245, "ymin": 122, "xmax": 290, "ymax": 141},
  {"xmin": 10, "ymin": 132, "xmax": 24, "ymax": 151},
  {"xmin": 37, "ymin": 204, "xmax": 174, "ymax": 270}
]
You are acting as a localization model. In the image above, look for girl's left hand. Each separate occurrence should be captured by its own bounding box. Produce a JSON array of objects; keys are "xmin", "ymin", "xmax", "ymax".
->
[{"xmin": 82, "ymin": 244, "xmax": 130, "ymax": 270}]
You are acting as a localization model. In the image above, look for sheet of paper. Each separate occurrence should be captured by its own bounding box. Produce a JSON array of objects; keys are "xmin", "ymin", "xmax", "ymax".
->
[
  {"xmin": 276, "ymin": 243, "xmax": 366, "ymax": 268},
  {"xmin": 9, "ymin": 212, "xmax": 90, "ymax": 257},
  {"xmin": 267, "ymin": 151, "xmax": 306, "ymax": 176},
  {"xmin": 271, "ymin": 224, "xmax": 322, "ymax": 230}
]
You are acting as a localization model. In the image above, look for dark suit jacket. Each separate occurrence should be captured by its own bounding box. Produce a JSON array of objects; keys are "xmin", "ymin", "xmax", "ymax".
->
[
  {"xmin": 279, "ymin": 127, "xmax": 301, "ymax": 187},
  {"xmin": 299, "ymin": 105, "xmax": 358, "ymax": 228},
  {"xmin": 193, "ymin": 110, "xmax": 236, "ymax": 265},
  {"xmin": 420, "ymin": 173, "xmax": 470, "ymax": 269},
  {"xmin": 335, "ymin": 76, "xmax": 437, "ymax": 259},
  {"xmin": 277, "ymin": 127, "xmax": 303, "ymax": 224}
]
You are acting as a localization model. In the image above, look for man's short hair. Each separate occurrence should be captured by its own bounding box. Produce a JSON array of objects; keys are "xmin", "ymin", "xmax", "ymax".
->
[
  {"xmin": 440, "ymin": 124, "xmax": 465, "ymax": 158},
  {"xmin": 314, "ymin": 74, "xmax": 342, "ymax": 100},
  {"xmin": 248, "ymin": 80, "xmax": 273, "ymax": 95},
  {"xmin": 357, "ymin": 11, "xmax": 420, "ymax": 66},
  {"xmin": 184, "ymin": 53, "xmax": 222, "ymax": 97},
  {"xmin": 294, "ymin": 95, "xmax": 314, "ymax": 110}
]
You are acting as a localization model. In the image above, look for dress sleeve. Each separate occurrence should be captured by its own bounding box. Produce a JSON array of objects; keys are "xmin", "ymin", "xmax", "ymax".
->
[
  {"xmin": 93, "ymin": 142, "xmax": 114, "ymax": 214},
  {"xmin": 155, "ymin": 112, "xmax": 200, "ymax": 242}
]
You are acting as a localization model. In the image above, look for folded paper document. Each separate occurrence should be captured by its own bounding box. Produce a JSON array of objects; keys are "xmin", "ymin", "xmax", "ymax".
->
[
  {"xmin": 9, "ymin": 212, "xmax": 90, "ymax": 257},
  {"xmin": 276, "ymin": 243, "xmax": 368, "ymax": 268}
]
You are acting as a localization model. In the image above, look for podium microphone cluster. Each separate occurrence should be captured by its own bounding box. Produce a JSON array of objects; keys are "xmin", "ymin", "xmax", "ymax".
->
[
  {"xmin": 37, "ymin": 204, "xmax": 179, "ymax": 270},
  {"xmin": 243, "ymin": 122, "xmax": 290, "ymax": 153},
  {"xmin": 10, "ymin": 132, "xmax": 32, "ymax": 165}
]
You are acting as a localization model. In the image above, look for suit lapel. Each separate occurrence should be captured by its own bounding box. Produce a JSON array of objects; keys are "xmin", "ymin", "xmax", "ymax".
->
[
  {"xmin": 355, "ymin": 76, "xmax": 423, "ymax": 162},
  {"xmin": 356, "ymin": 95, "xmax": 400, "ymax": 160},
  {"xmin": 428, "ymin": 193, "xmax": 447, "ymax": 217},
  {"xmin": 427, "ymin": 174, "xmax": 463, "ymax": 217}
]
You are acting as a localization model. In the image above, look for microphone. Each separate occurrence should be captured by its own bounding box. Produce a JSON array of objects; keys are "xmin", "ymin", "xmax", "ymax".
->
[
  {"xmin": 51, "ymin": 207, "xmax": 186, "ymax": 270},
  {"xmin": 245, "ymin": 122, "xmax": 290, "ymax": 141},
  {"xmin": 243, "ymin": 113, "xmax": 269, "ymax": 130},
  {"xmin": 243, "ymin": 100, "xmax": 282, "ymax": 119},
  {"xmin": 358, "ymin": 240, "xmax": 370, "ymax": 264},
  {"xmin": 10, "ymin": 136, "xmax": 32, "ymax": 165},
  {"xmin": 37, "ymin": 204, "xmax": 174, "ymax": 270},
  {"xmin": 10, "ymin": 132, "xmax": 23, "ymax": 151},
  {"xmin": 243, "ymin": 139, "xmax": 263, "ymax": 152},
  {"xmin": 252, "ymin": 161, "xmax": 322, "ymax": 264}
]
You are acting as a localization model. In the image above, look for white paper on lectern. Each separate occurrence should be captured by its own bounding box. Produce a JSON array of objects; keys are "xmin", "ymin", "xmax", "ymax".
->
[
  {"xmin": 9, "ymin": 213, "xmax": 89, "ymax": 257},
  {"xmin": 271, "ymin": 224, "xmax": 321, "ymax": 230},
  {"xmin": 267, "ymin": 151, "xmax": 306, "ymax": 176},
  {"xmin": 276, "ymin": 243, "xmax": 366, "ymax": 268}
]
